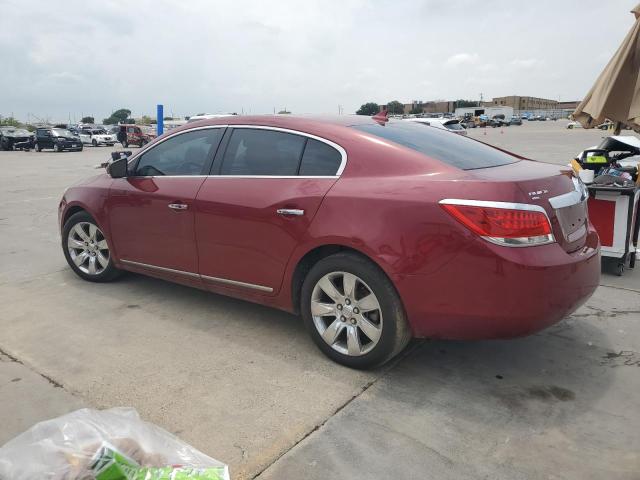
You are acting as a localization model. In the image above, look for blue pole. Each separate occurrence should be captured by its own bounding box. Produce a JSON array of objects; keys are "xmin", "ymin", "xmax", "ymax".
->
[{"xmin": 157, "ymin": 104, "xmax": 164, "ymax": 136}]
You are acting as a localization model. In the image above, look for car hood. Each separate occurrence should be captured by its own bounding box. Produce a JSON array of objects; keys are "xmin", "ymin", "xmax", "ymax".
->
[{"xmin": 2, "ymin": 131, "xmax": 32, "ymax": 138}]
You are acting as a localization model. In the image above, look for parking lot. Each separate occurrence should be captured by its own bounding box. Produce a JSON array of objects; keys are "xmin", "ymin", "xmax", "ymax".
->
[{"xmin": 1, "ymin": 121, "xmax": 639, "ymax": 479}]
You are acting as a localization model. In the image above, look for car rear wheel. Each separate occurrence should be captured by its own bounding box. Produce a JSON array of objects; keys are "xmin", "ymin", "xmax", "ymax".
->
[
  {"xmin": 62, "ymin": 211, "xmax": 122, "ymax": 283},
  {"xmin": 301, "ymin": 252, "xmax": 411, "ymax": 369},
  {"xmin": 92, "ymin": 139, "xmax": 98, "ymax": 147},
  {"xmin": 54, "ymin": 144, "xmax": 61, "ymax": 152},
  {"xmin": 121, "ymin": 140, "xmax": 128, "ymax": 148}
]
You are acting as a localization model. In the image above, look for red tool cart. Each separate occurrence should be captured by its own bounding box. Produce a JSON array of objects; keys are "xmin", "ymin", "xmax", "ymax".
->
[{"xmin": 587, "ymin": 184, "xmax": 640, "ymax": 275}]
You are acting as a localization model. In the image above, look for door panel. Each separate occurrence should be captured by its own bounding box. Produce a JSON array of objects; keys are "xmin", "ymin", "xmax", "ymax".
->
[
  {"xmin": 195, "ymin": 178, "xmax": 337, "ymax": 293},
  {"xmin": 107, "ymin": 177, "xmax": 206, "ymax": 273}
]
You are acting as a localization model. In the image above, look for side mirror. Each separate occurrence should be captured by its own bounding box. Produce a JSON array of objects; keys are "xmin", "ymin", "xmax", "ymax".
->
[{"xmin": 108, "ymin": 157, "xmax": 128, "ymax": 178}]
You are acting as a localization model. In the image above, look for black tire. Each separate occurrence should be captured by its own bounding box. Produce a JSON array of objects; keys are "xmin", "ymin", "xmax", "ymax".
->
[
  {"xmin": 54, "ymin": 144, "xmax": 61, "ymax": 152},
  {"xmin": 121, "ymin": 140, "xmax": 128, "ymax": 148},
  {"xmin": 62, "ymin": 211, "xmax": 122, "ymax": 283},
  {"xmin": 35, "ymin": 143, "xmax": 42, "ymax": 152},
  {"xmin": 301, "ymin": 252, "xmax": 411, "ymax": 369},
  {"xmin": 92, "ymin": 139, "xmax": 98, "ymax": 147}
]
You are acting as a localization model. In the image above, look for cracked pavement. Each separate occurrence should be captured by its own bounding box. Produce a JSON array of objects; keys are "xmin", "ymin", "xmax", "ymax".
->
[{"xmin": 1, "ymin": 122, "xmax": 639, "ymax": 479}]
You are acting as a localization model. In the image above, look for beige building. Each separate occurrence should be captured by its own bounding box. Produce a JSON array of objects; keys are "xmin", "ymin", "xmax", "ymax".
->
[
  {"xmin": 380, "ymin": 100, "xmax": 455, "ymax": 114},
  {"xmin": 489, "ymin": 96, "xmax": 559, "ymax": 111}
]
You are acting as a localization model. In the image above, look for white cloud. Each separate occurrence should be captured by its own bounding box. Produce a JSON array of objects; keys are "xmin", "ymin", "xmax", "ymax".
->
[
  {"xmin": 445, "ymin": 53, "xmax": 480, "ymax": 67},
  {"xmin": 511, "ymin": 58, "xmax": 544, "ymax": 69}
]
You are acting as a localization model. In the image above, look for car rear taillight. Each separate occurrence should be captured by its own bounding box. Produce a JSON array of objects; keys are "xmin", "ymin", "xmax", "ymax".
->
[{"xmin": 440, "ymin": 199, "xmax": 555, "ymax": 247}]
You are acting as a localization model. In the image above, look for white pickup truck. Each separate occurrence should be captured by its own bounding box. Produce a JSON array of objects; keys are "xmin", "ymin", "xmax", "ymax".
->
[{"xmin": 78, "ymin": 128, "xmax": 116, "ymax": 146}]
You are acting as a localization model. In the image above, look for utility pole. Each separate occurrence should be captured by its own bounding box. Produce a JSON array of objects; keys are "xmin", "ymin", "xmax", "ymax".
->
[{"xmin": 479, "ymin": 93, "xmax": 483, "ymax": 107}]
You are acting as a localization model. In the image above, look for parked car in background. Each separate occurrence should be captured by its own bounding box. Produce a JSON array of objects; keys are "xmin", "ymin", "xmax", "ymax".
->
[
  {"xmin": 58, "ymin": 115, "xmax": 600, "ymax": 368},
  {"xmin": 79, "ymin": 128, "xmax": 116, "ymax": 146},
  {"xmin": 403, "ymin": 117, "xmax": 467, "ymax": 135},
  {"xmin": 0, "ymin": 126, "xmax": 34, "ymax": 150},
  {"xmin": 34, "ymin": 127, "xmax": 83, "ymax": 152},
  {"xmin": 187, "ymin": 113, "xmax": 236, "ymax": 123},
  {"xmin": 510, "ymin": 117, "xmax": 523, "ymax": 126},
  {"xmin": 527, "ymin": 116, "xmax": 537, "ymax": 121},
  {"xmin": 597, "ymin": 120, "xmax": 613, "ymax": 130},
  {"xmin": 536, "ymin": 115, "xmax": 547, "ymax": 121},
  {"xmin": 115, "ymin": 125, "xmax": 155, "ymax": 148},
  {"xmin": 488, "ymin": 115, "xmax": 510, "ymax": 128},
  {"xmin": 566, "ymin": 121, "xmax": 583, "ymax": 129}
]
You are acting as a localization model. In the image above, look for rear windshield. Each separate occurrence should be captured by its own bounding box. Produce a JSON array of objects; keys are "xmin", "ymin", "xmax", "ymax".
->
[{"xmin": 352, "ymin": 121, "xmax": 518, "ymax": 170}]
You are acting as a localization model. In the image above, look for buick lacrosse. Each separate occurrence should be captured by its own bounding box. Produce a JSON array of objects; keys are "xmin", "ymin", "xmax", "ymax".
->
[{"xmin": 59, "ymin": 114, "xmax": 600, "ymax": 368}]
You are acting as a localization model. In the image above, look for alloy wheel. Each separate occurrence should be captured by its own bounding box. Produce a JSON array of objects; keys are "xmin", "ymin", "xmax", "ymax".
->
[
  {"xmin": 67, "ymin": 222, "xmax": 110, "ymax": 275},
  {"xmin": 311, "ymin": 271, "xmax": 383, "ymax": 356}
]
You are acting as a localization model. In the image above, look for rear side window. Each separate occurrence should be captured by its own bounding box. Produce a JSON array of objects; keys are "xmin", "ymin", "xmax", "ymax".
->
[
  {"xmin": 299, "ymin": 139, "xmax": 342, "ymax": 176},
  {"xmin": 353, "ymin": 122, "xmax": 517, "ymax": 170},
  {"xmin": 221, "ymin": 129, "xmax": 306, "ymax": 176}
]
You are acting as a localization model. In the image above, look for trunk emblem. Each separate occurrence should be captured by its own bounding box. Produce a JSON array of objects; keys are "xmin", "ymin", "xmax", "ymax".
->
[{"xmin": 527, "ymin": 189, "xmax": 549, "ymax": 200}]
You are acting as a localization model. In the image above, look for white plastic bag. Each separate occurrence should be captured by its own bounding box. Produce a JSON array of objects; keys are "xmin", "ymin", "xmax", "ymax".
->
[{"xmin": 0, "ymin": 407, "xmax": 229, "ymax": 480}]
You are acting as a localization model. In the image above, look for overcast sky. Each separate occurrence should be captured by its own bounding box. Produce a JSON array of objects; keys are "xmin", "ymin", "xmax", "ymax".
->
[{"xmin": 1, "ymin": 0, "xmax": 637, "ymax": 122}]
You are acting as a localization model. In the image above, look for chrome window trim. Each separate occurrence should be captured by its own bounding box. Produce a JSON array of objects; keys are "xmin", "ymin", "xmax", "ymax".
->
[
  {"xmin": 228, "ymin": 124, "xmax": 347, "ymax": 176},
  {"xmin": 126, "ymin": 125, "xmax": 229, "ymax": 167},
  {"xmin": 438, "ymin": 198, "xmax": 555, "ymax": 247},
  {"xmin": 120, "ymin": 259, "xmax": 273, "ymax": 293},
  {"xmin": 203, "ymin": 175, "xmax": 338, "ymax": 179},
  {"xmin": 124, "ymin": 124, "xmax": 348, "ymax": 178}
]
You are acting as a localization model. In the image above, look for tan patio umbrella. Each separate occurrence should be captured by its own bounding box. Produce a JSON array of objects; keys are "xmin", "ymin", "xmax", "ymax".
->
[{"xmin": 573, "ymin": 3, "xmax": 640, "ymax": 133}]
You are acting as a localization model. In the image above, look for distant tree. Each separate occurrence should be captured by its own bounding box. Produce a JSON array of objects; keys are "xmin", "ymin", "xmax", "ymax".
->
[
  {"xmin": 277, "ymin": 110, "xmax": 291, "ymax": 114},
  {"xmin": 163, "ymin": 116, "xmax": 173, "ymax": 120},
  {"xmin": 386, "ymin": 100, "xmax": 405, "ymax": 115},
  {"xmin": 454, "ymin": 99, "xmax": 478, "ymax": 108},
  {"xmin": 136, "ymin": 115, "xmax": 154, "ymax": 125},
  {"xmin": 81, "ymin": 116, "xmax": 94, "ymax": 124},
  {"xmin": 0, "ymin": 116, "xmax": 21, "ymax": 127},
  {"xmin": 356, "ymin": 102, "xmax": 380, "ymax": 116},
  {"xmin": 102, "ymin": 108, "xmax": 132, "ymax": 125},
  {"xmin": 409, "ymin": 106, "xmax": 424, "ymax": 115}
]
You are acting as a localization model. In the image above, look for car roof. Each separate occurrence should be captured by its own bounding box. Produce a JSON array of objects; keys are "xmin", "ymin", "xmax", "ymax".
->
[{"xmin": 171, "ymin": 114, "xmax": 387, "ymax": 140}]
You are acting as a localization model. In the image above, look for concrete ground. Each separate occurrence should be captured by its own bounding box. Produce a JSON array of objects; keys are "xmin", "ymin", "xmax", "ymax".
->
[{"xmin": 1, "ymin": 121, "xmax": 638, "ymax": 479}]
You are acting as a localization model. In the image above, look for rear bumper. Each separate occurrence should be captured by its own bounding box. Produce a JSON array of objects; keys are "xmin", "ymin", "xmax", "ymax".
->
[{"xmin": 393, "ymin": 228, "xmax": 601, "ymax": 340}]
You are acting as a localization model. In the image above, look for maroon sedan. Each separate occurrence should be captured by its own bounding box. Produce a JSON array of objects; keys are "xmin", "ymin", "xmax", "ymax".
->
[{"xmin": 58, "ymin": 115, "xmax": 600, "ymax": 368}]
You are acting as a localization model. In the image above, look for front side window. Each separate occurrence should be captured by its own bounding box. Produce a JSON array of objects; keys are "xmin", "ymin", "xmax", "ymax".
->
[
  {"xmin": 134, "ymin": 128, "xmax": 223, "ymax": 176},
  {"xmin": 221, "ymin": 129, "xmax": 306, "ymax": 176}
]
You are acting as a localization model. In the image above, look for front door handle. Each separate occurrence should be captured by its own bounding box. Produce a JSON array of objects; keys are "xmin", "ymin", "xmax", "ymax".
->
[
  {"xmin": 277, "ymin": 208, "xmax": 304, "ymax": 216},
  {"xmin": 168, "ymin": 203, "xmax": 188, "ymax": 211}
]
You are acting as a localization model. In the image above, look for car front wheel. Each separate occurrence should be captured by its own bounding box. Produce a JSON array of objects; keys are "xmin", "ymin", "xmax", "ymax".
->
[
  {"xmin": 301, "ymin": 252, "xmax": 411, "ymax": 369},
  {"xmin": 62, "ymin": 211, "xmax": 122, "ymax": 282}
]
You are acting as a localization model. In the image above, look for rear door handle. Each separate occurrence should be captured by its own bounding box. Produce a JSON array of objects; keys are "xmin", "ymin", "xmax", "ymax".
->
[
  {"xmin": 168, "ymin": 203, "xmax": 188, "ymax": 211},
  {"xmin": 277, "ymin": 208, "xmax": 304, "ymax": 216}
]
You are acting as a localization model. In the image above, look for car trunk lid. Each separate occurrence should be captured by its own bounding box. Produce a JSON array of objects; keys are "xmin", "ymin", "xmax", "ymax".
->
[{"xmin": 468, "ymin": 160, "xmax": 589, "ymax": 252}]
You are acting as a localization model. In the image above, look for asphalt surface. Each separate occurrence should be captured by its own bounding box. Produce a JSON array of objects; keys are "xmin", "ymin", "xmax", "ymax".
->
[{"xmin": 1, "ymin": 121, "xmax": 639, "ymax": 479}]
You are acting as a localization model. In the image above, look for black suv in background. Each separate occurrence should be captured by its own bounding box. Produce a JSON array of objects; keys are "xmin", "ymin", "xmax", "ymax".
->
[{"xmin": 34, "ymin": 127, "xmax": 83, "ymax": 152}]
